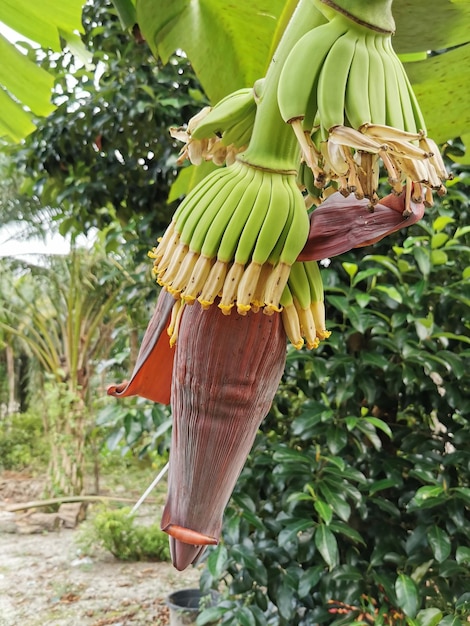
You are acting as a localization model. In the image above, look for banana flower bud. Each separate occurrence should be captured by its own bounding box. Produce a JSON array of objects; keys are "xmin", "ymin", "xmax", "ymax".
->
[
  {"xmin": 109, "ymin": 295, "xmax": 286, "ymax": 570},
  {"xmin": 108, "ymin": 187, "xmax": 424, "ymax": 570}
]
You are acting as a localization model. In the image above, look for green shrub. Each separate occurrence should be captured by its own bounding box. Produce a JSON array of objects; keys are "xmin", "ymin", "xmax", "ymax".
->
[
  {"xmin": 0, "ymin": 410, "xmax": 48, "ymax": 471},
  {"xmin": 197, "ymin": 171, "xmax": 470, "ymax": 625},
  {"xmin": 78, "ymin": 506, "xmax": 171, "ymax": 562}
]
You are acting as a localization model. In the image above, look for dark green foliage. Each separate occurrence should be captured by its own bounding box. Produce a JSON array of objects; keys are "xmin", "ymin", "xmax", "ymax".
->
[
  {"xmin": 12, "ymin": 0, "xmax": 204, "ymax": 243},
  {"xmin": 97, "ymin": 397, "xmax": 171, "ymax": 459},
  {"xmin": 0, "ymin": 410, "xmax": 48, "ymax": 471},
  {"xmin": 197, "ymin": 169, "xmax": 470, "ymax": 625},
  {"xmin": 79, "ymin": 506, "xmax": 170, "ymax": 562}
]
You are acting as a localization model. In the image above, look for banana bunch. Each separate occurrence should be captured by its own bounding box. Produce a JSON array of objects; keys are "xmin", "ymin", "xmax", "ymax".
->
[
  {"xmin": 277, "ymin": 11, "xmax": 450, "ymax": 209},
  {"xmin": 280, "ymin": 260, "xmax": 331, "ymax": 350},
  {"xmin": 170, "ymin": 86, "xmax": 258, "ymax": 167},
  {"xmin": 150, "ymin": 158, "xmax": 310, "ymax": 340}
]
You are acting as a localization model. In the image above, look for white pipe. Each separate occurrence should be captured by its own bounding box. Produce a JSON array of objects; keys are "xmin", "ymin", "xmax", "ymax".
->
[{"xmin": 129, "ymin": 462, "xmax": 169, "ymax": 516}]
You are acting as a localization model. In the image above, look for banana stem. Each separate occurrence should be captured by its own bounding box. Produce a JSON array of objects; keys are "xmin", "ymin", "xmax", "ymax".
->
[
  {"xmin": 316, "ymin": 0, "xmax": 395, "ymax": 34},
  {"xmin": 239, "ymin": 0, "xmax": 327, "ymax": 172}
]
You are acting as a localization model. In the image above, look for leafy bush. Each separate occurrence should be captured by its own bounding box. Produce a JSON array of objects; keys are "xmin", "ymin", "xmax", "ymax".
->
[
  {"xmin": 197, "ymin": 171, "xmax": 470, "ymax": 626},
  {"xmin": 0, "ymin": 410, "xmax": 48, "ymax": 471},
  {"xmin": 78, "ymin": 506, "xmax": 170, "ymax": 562},
  {"xmin": 97, "ymin": 397, "xmax": 172, "ymax": 459}
]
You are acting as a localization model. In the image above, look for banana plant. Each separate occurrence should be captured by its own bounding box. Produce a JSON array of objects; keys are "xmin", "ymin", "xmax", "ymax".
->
[{"xmin": 108, "ymin": 0, "xmax": 445, "ymax": 573}]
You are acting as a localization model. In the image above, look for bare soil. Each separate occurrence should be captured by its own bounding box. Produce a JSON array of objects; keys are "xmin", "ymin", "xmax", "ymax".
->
[{"xmin": 0, "ymin": 473, "xmax": 201, "ymax": 626}]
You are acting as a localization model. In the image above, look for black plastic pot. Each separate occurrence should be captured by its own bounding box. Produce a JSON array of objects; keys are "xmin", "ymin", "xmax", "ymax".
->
[{"xmin": 166, "ymin": 588, "xmax": 219, "ymax": 625}]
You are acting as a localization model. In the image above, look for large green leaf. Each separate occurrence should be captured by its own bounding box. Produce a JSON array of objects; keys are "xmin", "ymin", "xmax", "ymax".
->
[
  {"xmin": 404, "ymin": 44, "xmax": 470, "ymax": 143},
  {"xmin": 0, "ymin": 0, "xmax": 84, "ymax": 51},
  {"xmin": 0, "ymin": 36, "xmax": 54, "ymax": 117},
  {"xmin": 0, "ymin": 0, "xmax": 84, "ymax": 141},
  {"xmin": 0, "ymin": 86, "xmax": 35, "ymax": 142},
  {"xmin": 136, "ymin": 0, "xmax": 285, "ymax": 102},
  {"xmin": 393, "ymin": 0, "xmax": 470, "ymax": 53}
]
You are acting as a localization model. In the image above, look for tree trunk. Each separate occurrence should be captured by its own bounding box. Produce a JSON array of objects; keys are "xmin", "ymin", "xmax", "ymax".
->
[
  {"xmin": 44, "ymin": 382, "xmax": 87, "ymax": 496},
  {"xmin": 5, "ymin": 344, "xmax": 18, "ymax": 415}
]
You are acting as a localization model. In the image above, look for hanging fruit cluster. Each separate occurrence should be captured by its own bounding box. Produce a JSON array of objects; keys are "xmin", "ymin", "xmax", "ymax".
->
[
  {"xmin": 160, "ymin": 0, "xmax": 450, "ymax": 350},
  {"xmin": 111, "ymin": 0, "xmax": 452, "ymax": 571}
]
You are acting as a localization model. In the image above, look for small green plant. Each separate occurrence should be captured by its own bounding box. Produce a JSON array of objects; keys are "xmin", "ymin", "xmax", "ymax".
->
[
  {"xmin": 78, "ymin": 506, "xmax": 171, "ymax": 562},
  {"xmin": 0, "ymin": 410, "xmax": 48, "ymax": 471}
]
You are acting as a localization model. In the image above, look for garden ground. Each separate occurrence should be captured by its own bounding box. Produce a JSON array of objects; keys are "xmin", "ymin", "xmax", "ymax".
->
[{"xmin": 0, "ymin": 472, "xmax": 201, "ymax": 626}]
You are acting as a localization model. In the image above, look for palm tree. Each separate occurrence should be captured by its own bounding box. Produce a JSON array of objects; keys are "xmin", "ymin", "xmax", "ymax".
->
[{"xmin": 0, "ymin": 244, "xmax": 131, "ymax": 494}]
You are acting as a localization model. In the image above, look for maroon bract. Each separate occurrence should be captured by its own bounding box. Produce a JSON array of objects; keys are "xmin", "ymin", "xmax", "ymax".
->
[
  {"xmin": 298, "ymin": 190, "xmax": 425, "ymax": 262},
  {"xmin": 108, "ymin": 289, "xmax": 175, "ymax": 404},
  {"xmin": 161, "ymin": 303, "xmax": 286, "ymax": 570}
]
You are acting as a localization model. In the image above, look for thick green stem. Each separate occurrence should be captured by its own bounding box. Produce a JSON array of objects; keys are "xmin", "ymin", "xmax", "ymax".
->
[
  {"xmin": 239, "ymin": 0, "xmax": 327, "ymax": 172},
  {"xmin": 316, "ymin": 0, "xmax": 395, "ymax": 34}
]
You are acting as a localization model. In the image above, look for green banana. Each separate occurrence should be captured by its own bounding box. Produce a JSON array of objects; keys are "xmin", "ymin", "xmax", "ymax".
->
[
  {"xmin": 250, "ymin": 173, "xmax": 292, "ymax": 266},
  {"xmin": 250, "ymin": 263, "xmax": 275, "ymax": 313},
  {"xmin": 287, "ymin": 261, "xmax": 311, "ymax": 310},
  {"xmin": 278, "ymin": 178, "xmax": 310, "ymax": 266},
  {"xmin": 198, "ymin": 162, "xmax": 256, "ymax": 259},
  {"xmin": 277, "ymin": 16, "xmax": 349, "ymax": 126},
  {"xmin": 185, "ymin": 161, "xmax": 248, "ymax": 254},
  {"xmin": 265, "ymin": 174, "xmax": 295, "ymax": 266},
  {"xmin": 160, "ymin": 161, "xmax": 251, "ymax": 292},
  {"xmin": 221, "ymin": 109, "xmax": 256, "ymax": 148},
  {"xmin": 172, "ymin": 165, "xmax": 230, "ymax": 225},
  {"xmin": 214, "ymin": 166, "xmax": 263, "ymax": 263},
  {"xmin": 344, "ymin": 34, "xmax": 371, "ymax": 129},
  {"xmin": 190, "ymin": 88, "xmax": 256, "ymax": 141},
  {"xmin": 366, "ymin": 34, "xmax": 387, "ymax": 126},
  {"xmin": 233, "ymin": 171, "xmax": 273, "ymax": 266},
  {"xmin": 297, "ymin": 304, "xmax": 318, "ymax": 349},
  {"xmin": 395, "ymin": 60, "xmax": 427, "ymax": 134},
  {"xmin": 303, "ymin": 260, "xmax": 330, "ymax": 340},
  {"xmin": 286, "ymin": 266, "xmax": 319, "ymax": 349},
  {"xmin": 383, "ymin": 36, "xmax": 422, "ymax": 135},
  {"xmin": 317, "ymin": 29, "xmax": 358, "ymax": 136},
  {"xmin": 382, "ymin": 37, "xmax": 416, "ymax": 134},
  {"xmin": 176, "ymin": 165, "xmax": 241, "ymax": 246},
  {"xmin": 304, "ymin": 259, "xmax": 324, "ymax": 302},
  {"xmin": 262, "ymin": 181, "xmax": 309, "ymax": 313},
  {"xmin": 375, "ymin": 34, "xmax": 405, "ymax": 130}
]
